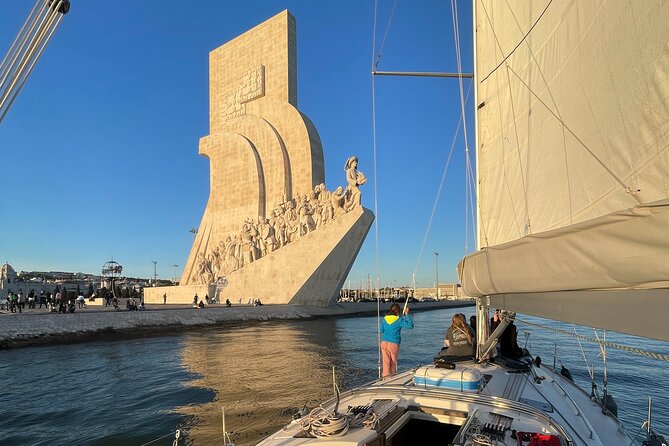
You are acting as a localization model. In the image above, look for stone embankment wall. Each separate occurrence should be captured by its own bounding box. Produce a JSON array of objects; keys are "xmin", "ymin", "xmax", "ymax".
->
[{"xmin": 0, "ymin": 300, "xmax": 473, "ymax": 349}]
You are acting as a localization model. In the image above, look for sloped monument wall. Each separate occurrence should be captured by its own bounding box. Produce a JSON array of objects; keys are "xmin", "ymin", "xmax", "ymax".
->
[{"xmin": 145, "ymin": 10, "xmax": 373, "ymax": 307}]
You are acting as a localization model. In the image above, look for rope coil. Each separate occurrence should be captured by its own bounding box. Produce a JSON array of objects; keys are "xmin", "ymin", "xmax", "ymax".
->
[
  {"xmin": 298, "ymin": 405, "xmax": 380, "ymax": 438},
  {"xmin": 300, "ymin": 407, "xmax": 350, "ymax": 438}
]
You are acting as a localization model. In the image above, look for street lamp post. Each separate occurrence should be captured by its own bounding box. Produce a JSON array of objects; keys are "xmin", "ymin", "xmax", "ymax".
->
[
  {"xmin": 152, "ymin": 261, "xmax": 157, "ymax": 287},
  {"xmin": 434, "ymin": 252, "xmax": 439, "ymax": 300},
  {"xmin": 172, "ymin": 264, "xmax": 178, "ymax": 285}
]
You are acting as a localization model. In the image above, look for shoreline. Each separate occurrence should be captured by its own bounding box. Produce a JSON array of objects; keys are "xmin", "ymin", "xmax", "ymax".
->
[{"xmin": 0, "ymin": 299, "xmax": 473, "ymax": 350}]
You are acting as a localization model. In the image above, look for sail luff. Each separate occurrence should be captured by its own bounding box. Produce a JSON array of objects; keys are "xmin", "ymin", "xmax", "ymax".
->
[{"xmin": 473, "ymin": 0, "xmax": 482, "ymax": 252}]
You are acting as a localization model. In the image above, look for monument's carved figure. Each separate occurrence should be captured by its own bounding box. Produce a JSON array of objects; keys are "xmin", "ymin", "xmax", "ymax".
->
[
  {"xmin": 188, "ymin": 171, "xmax": 366, "ymax": 285},
  {"xmin": 144, "ymin": 10, "xmax": 373, "ymax": 306},
  {"xmin": 344, "ymin": 156, "xmax": 367, "ymax": 211}
]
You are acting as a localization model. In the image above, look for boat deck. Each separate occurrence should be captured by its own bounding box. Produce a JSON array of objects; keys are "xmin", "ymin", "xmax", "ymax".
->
[{"xmin": 257, "ymin": 358, "xmax": 634, "ymax": 445}]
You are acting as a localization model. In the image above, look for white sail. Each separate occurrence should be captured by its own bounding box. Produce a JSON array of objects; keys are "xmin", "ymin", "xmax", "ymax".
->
[{"xmin": 459, "ymin": 0, "xmax": 669, "ymax": 340}]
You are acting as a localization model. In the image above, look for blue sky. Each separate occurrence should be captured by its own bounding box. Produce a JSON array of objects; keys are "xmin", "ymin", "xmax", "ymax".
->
[{"xmin": 0, "ymin": 0, "xmax": 474, "ymax": 288}]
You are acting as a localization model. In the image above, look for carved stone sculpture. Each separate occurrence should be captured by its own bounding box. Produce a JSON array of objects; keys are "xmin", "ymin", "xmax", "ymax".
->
[
  {"xmin": 144, "ymin": 11, "xmax": 373, "ymax": 307},
  {"xmin": 345, "ymin": 156, "xmax": 366, "ymax": 211}
]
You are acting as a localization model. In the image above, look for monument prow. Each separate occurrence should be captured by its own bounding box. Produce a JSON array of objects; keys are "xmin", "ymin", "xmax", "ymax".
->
[{"xmin": 219, "ymin": 206, "xmax": 373, "ymax": 306}]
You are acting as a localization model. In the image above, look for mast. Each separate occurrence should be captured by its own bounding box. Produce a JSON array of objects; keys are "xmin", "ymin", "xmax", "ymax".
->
[
  {"xmin": 471, "ymin": 0, "xmax": 489, "ymax": 360},
  {"xmin": 472, "ymin": 0, "xmax": 481, "ymax": 253}
]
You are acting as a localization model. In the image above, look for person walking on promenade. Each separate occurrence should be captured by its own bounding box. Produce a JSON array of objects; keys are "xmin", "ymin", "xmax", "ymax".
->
[
  {"xmin": 380, "ymin": 303, "xmax": 413, "ymax": 378},
  {"xmin": 18, "ymin": 291, "xmax": 25, "ymax": 310},
  {"xmin": 38, "ymin": 291, "xmax": 46, "ymax": 309},
  {"xmin": 163, "ymin": 293, "xmax": 167, "ymax": 304},
  {"xmin": 9, "ymin": 291, "xmax": 17, "ymax": 313},
  {"xmin": 47, "ymin": 292, "xmax": 54, "ymax": 312}
]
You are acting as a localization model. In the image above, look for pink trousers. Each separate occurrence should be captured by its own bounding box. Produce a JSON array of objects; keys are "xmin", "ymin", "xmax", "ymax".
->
[{"xmin": 381, "ymin": 341, "xmax": 401, "ymax": 378}]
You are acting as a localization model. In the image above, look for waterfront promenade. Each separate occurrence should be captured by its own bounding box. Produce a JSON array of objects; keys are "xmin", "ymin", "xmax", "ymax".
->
[{"xmin": 0, "ymin": 299, "xmax": 473, "ymax": 349}]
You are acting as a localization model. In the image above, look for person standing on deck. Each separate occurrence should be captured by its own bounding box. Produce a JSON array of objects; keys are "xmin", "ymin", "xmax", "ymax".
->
[{"xmin": 380, "ymin": 303, "xmax": 413, "ymax": 378}]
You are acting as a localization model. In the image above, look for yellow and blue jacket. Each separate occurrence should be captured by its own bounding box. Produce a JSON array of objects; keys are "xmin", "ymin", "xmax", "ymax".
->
[{"xmin": 380, "ymin": 314, "xmax": 414, "ymax": 344}]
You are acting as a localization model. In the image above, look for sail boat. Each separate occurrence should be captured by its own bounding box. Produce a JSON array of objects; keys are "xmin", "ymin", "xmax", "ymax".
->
[{"xmin": 256, "ymin": 0, "xmax": 668, "ymax": 445}]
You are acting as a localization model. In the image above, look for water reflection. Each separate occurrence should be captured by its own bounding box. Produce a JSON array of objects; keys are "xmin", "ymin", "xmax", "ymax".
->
[
  {"xmin": 177, "ymin": 319, "xmax": 356, "ymax": 445},
  {"xmin": 0, "ymin": 307, "xmax": 665, "ymax": 445}
]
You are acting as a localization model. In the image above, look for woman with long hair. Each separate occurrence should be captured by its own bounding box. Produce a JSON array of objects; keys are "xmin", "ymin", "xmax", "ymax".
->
[
  {"xmin": 443, "ymin": 313, "xmax": 474, "ymax": 357},
  {"xmin": 380, "ymin": 303, "xmax": 414, "ymax": 378}
]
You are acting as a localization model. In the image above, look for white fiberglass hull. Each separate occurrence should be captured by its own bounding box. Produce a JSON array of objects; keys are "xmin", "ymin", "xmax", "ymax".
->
[{"xmin": 257, "ymin": 358, "xmax": 634, "ymax": 446}]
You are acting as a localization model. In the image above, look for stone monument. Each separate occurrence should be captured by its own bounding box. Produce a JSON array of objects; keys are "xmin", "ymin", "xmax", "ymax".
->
[{"xmin": 144, "ymin": 10, "xmax": 373, "ymax": 306}]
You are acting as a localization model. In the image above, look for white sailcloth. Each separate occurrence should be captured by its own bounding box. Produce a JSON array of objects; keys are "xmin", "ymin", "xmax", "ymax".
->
[{"xmin": 459, "ymin": 0, "xmax": 669, "ymax": 339}]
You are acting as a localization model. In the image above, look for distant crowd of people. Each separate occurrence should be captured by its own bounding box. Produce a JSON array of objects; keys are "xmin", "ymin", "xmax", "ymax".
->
[
  {"xmin": 187, "ymin": 293, "xmax": 259, "ymax": 309},
  {"xmin": 4, "ymin": 289, "xmax": 86, "ymax": 314}
]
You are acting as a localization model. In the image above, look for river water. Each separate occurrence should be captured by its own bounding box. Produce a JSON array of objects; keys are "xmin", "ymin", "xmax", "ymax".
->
[{"xmin": 1, "ymin": 307, "xmax": 667, "ymax": 445}]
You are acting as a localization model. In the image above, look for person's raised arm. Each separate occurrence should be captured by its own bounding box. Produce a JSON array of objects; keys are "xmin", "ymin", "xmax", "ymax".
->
[{"xmin": 402, "ymin": 307, "xmax": 414, "ymax": 329}]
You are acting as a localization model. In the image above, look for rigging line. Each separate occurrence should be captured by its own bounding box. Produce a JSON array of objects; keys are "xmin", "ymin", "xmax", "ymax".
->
[
  {"xmin": 466, "ymin": 153, "xmax": 478, "ymax": 251},
  {"xmin": 452, "ymin": 0, "xmax": 475, "ymax": 246},
  {"xmin": 411, "ymin": 82, "xmax": 472, "ymax": 278},
  {"xmin": 370, "ymin": 6, "xmax": 382, "ymax": 377},
  {"xmin": 373, "ymin": 74, "xmax": 381, "ymax": 377},
  {"xmin": 465, "ymin": 138, "xmax": 469, "ymax": 253},
  {"xmin": 371, "ymin": 0, "xmax": 378, "ymax": 70},
  {"xmin": 376, "ymin": 281, "xmax": 381, "ymax": 379},
  {"xmin": 139, "ymin": 430, "xmax": 178, "ymax": 446},
  {"xmin": 451, "ymin": 0, "xmax": 471, "ymax": 167},
  {"xmin": 452, "ymin": 0, "xmax": 476, "ymax": 253},
  {"xmin": 507, "ymin": 65, "xmax": 642, "ymax": 204},
  {"xmin": 594, "ymin": 329, "xmax": 608, "ymax": 387},
  {"xmin": 573, "ymin": 326, "xmax": 595, "ymax": 381},
  {"xmin": 373, "ymin": 0, "xmax": 401, "ymax": 70},
  {"xmin": 479, "ymin": 0, "xmax": 553, "ymax": 84},
  {"xmin": 515, "ymin": 318, "xmax": 669, "ymax": 363},
  {"xmin": 452, "ymin": 0, "xmax": 468, "ymax": 253},
  {"xmin": 0, "ymin": 0, "xmax": 42, "ymax": 76},
  {"xmin": 628, "ymin": 422, "xmax": 652, "ymax": 446}
]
